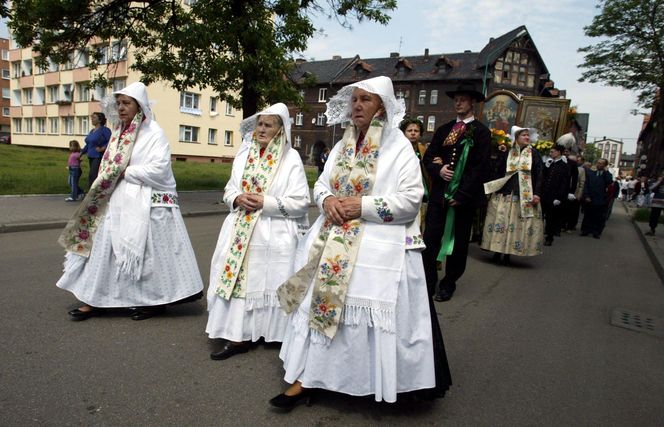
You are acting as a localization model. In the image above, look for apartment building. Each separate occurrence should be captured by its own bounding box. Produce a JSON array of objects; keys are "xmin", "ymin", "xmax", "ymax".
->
[
  {"xmin": 8, "ymin": 40, "xmax": 242, "ymax": 162},
  {"xmin": 594, "ymin": 138, "xmax": 624, "ymax": 169},
  {"xmin": 0, "ymin": 38, "xmax": 10, "ymax": 136}
]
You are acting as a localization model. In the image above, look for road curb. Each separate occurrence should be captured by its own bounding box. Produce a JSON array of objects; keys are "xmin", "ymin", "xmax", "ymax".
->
[{"xmin": 624, "ymin": 202, "xmax": 664, "ymax": 286}]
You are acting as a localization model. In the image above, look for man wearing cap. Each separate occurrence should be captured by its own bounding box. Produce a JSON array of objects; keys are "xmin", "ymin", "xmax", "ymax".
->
[{"xmin": 422, "ymin": 83, "xmax": 491, "ymax": 302}]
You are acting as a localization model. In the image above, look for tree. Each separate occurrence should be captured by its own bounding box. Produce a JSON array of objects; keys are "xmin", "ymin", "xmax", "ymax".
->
[
  {"xmin": 582, "ymin": 143, "xmax": 602, "ymax": 164},
  {"xmin": 578, "ymin": 0, "xmax": 664, "ymax": 109},
  {"xmin": 8, "ymin": 0, "xmax": 396, "ymax": 117}
]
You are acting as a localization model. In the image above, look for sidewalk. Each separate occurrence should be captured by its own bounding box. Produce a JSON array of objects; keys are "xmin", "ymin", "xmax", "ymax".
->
[
  {"xmin": 623, "ymin": 201, "xmax": 664, "ymax": 285},
  {"xmin": 0, "ymin": 190, "xmax": 228, "ymax": 233}
]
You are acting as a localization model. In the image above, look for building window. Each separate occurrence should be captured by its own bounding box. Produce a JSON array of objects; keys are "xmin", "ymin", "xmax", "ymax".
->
[
  {"xmin": 96, "ymin": 44, "xmax": 109, "ymax": 64},
  {"xmin": 1, "ymin": 49, "xmax": 8, "ymax": 61},
  {"xmin": 112, "ymin": 78, "xmax": 126, "ymax": 92},
  {"xmin": 49, "ymin": 117, "xmax": 59, "ymax": 134},
  {"xmin": 184, "ymin": 0, "xmax": 198, "ymax": 5},
  {"xmin": 11, "ymin": 62, "xmax": 20, "ymax": 78},
  {"xmin": 208, "ymin": 128, "xmax": 217, "ymax": 145},
  {"xmin": 22, "ymin": 59, "xmax": 32, "ymax": 76},
  {"xmin": 61, "ymin": 84, "xmax": 73, "ymax": 102},
  {"xmin": 63, "ymin": 117, "xmax": 74, "ymax": 135},
  {"xmin": 179, "ymin": 125, "xmax": 199, "ymax": 142},
  {"xmin": 35, "ymin": 87, "xmax": 45, "ymax": 105},
  {"xmin": 299, "ymin": 89, "xmax": 305, "ymax": 99},
  {"xmin": 180, "ymin": 92, "xmax": 201, "ymax": 115},
  {"xmin": 77, "ymin": 116, "xmax": 89, "ymax": 135},
  {"xmin": 47, "ymin": 58, "xmax": 58, "ymax": 73},
  {"xmin": 12, "ymin": 89, "xmax": 21, "ymax": 106},
  {"xmin": 418, "ymin": 90, "xmax": 426, "ymax": 105},
  {"xmin": 430, "ymin": 90, "xmax": 438, "ymax": 105},
  {"xmin": 76, "ymin": 83, "xmax": 90, "ymax": 102},
  {"xmin": 2, "ymin": 107, "xmax": 9, "ymax": 116},
  {"xmin": 22, "ymin": 88, "xmax": 32, "ymax": 105},
  {"xmin": 493, "ymin": 50, "xmax": 537, "ymax": 88},
  {"xmin": 93, "ymin": 84, "xmax": 107, "ymax": 101},
  {"xmin": 110, "ymin": 41, "xmax": 127, "ymax": 61},
  {"xmin": 224, "ymin": 130, "xmax": 233, "ymax": 146},
  {"xmin": 1, "ymin": 69, "xmax": 9, "ymax": 79},
  {"xmin": 427, "ymin": 115, "xmax": 436, "ymax": 132},
  {"xmin": 12, "ymin": 118, "xmax": 21, "ymax": 133},
  {"xmin": 416, "ymin": 115, "xmax": 424, "ymax": 123},
  {"xmin": 295, "ymin": 112, "xmax": 303, "ymax": 126},
  {"xmin": 2, "ymin": 88, "xmax": 9, "ymax": 99},
  {"xmin": 318, "ymin": 88, "xmax": 327, "ymax": 103},
  {"xmin": 47, "ymin": 85, "xmax": 58, "ymax": 103},
  {"xmin": 316, "ymin": 113, "xmax": 325, "ymax": 126},
  {"xmin": 294, "ymin": 135, "xmax": 301, "ymax": 148},
  {"xmin": 225, "ymin": 102, "xmax": 233, "ymax": 116},
  {"xmin": 210, "ymin": 97, "xmax": 218, "ymax": 114},
  {"xmin": 24, "ymin": 118, "xmax": 33, "ymax": 133},
  {"xmin": 36, "ymin": 118, "xmax": 46, "ymax": 134}
]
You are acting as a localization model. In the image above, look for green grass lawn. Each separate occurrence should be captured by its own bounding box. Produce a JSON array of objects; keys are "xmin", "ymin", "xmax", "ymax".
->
[{"xmin": 0, "ymin": 144, "xmax": 317, "ymax": 195}]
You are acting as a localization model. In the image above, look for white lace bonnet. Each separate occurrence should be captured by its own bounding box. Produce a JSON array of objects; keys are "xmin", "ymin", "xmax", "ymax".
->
[
  {"xmin": 239, "ymin": 102, "xmax": 292, "ymax": 145},
  {"xmin": 325, "ymin": 76, "xmax": 406, "ymax": 129},
  {"xmin": 102, "ymin": 82, "xmax": 155, "ymax": 125},
  {"xmin": 509, "ymin": 125, "xmax": 539, "ymax": 144}
]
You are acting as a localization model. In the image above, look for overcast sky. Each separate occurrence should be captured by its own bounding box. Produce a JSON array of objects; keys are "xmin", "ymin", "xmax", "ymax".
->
[
  {"xmin": 2, "ymin": 2, "xmax": 646, "ymax": 153},
  {"xmin": 304, "ymin": 0, "xmax": 645, "ymax": 153}
]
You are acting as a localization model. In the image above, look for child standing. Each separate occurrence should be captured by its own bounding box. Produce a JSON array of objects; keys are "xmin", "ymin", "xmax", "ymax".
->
[{"xmin": 66, "ymin": 140, "xmax": 84, "ymax": 202}]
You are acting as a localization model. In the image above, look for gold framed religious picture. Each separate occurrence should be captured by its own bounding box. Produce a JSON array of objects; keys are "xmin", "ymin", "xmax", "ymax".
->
[
  {"xmin": 516, "ymin": 97, "xmax": 570, "ymax": 142},
  {"xmin": 479, "ymin": 90, "xmax": 520, "ymax": 133}
]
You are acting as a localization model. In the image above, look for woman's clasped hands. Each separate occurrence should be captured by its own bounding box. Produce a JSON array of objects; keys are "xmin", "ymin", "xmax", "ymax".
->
[
  {"xmin": 235, "ymin": 193, "xmax": 264, "ymax": 212},
  {"xmin": 323, "ymin": 196, "xmax": 362, "ymax": 225}
]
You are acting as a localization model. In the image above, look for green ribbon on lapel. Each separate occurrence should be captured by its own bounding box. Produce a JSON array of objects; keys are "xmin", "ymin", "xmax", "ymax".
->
[{"xmin": 437, "ymin": 136, "xmax": 474, "ymax": 261}]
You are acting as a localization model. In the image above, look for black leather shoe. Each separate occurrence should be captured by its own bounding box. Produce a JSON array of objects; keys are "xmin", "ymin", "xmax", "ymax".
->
[
  {"xmin": 130, "ymin": 305, "xmax": 166, "ymax": 321},
  {"xmin": 68, "ymin": 306, "xmax": 104, "ymax": 321},
  {"xmin": 210, "ymin": 341, "xmax": 250, "ymax": 360},
  {"xmin": 269, "ymin": 388, "xmax": 314, "ymax": 411},
  {"xmin": 434, "ymin": 288, "xmax": 454, "ymax": 302}
]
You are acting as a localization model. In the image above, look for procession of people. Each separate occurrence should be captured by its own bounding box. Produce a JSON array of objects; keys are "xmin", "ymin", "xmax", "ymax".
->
[{"xmin": 55, "ymin": 76, "xmax": 624, "ymax": 412}]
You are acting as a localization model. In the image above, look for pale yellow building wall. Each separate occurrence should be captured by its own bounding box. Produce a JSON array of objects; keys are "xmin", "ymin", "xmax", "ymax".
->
[{"xmin": 8, "ymin": 43, "xmax": 243, "ymax": 160}]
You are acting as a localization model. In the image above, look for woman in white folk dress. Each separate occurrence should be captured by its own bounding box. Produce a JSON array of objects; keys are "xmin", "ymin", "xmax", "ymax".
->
[
  {"xmin": 271, "ymin": 76, "xmax": 449, "ymax": 410},
  {"xmin": 206, "ymin": 103, "xmax": 309, "ymax": 360},
  {"xmin": 57, "ymin": 82, "xmax": 204, "ymax": 321}
]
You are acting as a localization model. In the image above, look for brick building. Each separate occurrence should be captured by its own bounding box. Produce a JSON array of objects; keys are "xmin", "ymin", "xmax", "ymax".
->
[{"xmin": 288, "ymin": 26, "xmax": 557, "ymax": 163}]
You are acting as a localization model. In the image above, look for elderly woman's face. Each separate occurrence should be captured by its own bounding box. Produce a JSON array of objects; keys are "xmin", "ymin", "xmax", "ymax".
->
[
  {"xmin": 116, "ymin": 94, "xmax": 140, "ymax": 126},
  {"xmin": 255, "ymin": 115, "xmax": 282, "ymax": 146},
  {"xmin": 516, "ymin": 130, "xmax": 530, "ymax": 147},
  {"xmin": 351, "ymin": 88, "xmax": 384, "ymax": 133}
]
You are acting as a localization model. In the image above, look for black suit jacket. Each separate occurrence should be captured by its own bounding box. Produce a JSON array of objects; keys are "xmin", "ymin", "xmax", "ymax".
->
[
  {"xmin": 542, "ymin": 159, "xmax": 570, "ymax": 203},
  {"xmin": 423, "ymin": 119, "xmax": 491, "ymax": 208}
]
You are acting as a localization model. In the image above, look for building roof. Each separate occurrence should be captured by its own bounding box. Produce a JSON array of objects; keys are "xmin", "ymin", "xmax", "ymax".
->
[{"xmin": 290, "ymin": 26, "xmax": 545, "ymax": 86}]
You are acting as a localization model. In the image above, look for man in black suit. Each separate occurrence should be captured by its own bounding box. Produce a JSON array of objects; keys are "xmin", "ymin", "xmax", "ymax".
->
[
  {"xmin": 581, "ymin": 158, "xmax": 613, "ymax": 238},
  {"xmin": 422, "ymin": 83, "xmax": 491, "ymax": 302},
  {"xmin": 541, "ymin": 144, "xmax": 570, "ymax": 246}
]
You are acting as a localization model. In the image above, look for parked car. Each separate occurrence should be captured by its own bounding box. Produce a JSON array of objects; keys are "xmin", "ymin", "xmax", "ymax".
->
[{"xmin": 0, "ymin": 135, "xmax": 10, "ymax": 144}]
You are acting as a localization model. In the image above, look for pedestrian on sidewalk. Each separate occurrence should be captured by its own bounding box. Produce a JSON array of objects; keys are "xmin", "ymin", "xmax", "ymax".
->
[
  {"xmin": 81, "ymin": 112, "xmax": 111, "ymax": 188},
  {"xmin": 482, "ymin": 126, "xmax": 544, "ymax": 263},
  {"xmin": 57, "ymin": 82, "xmax": 204, "ymax": 321},
  {"xmin": 646, "ymin": 172, "xmax": 664, "ymax": 236},
  {"xmin": 65, "ymin": 140, "xmax": 85, "ymax": 202},
  {"xmin": 541, "ymin": 144, "xmax": 569, "ymax": 246},
  {"xmin": 580, "ymin": 158, "xmax": 613, "ymax": 238},
  {"xmin": 634, "ymin": 175, "xmax": 650, "ymax": 207},
  {"xmin": 422, "ymin": 82, "xmax": 491, "ymax": 302},
  {"xmin": 205, "ymin": 103, "xmax": 310, "ymax": 361}
]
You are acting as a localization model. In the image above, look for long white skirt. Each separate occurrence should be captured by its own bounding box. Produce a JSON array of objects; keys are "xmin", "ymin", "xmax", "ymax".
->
[
  {"xmin": 279, "ymin": 251, "xmax": 435, "ymax": 403},
  {"xmin": 56, "ymin": 207, "xmax": 204, "ymax": 307}
]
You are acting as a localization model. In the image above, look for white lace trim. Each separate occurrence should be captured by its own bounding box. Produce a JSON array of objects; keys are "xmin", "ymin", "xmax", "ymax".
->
[
  {"xmin": 325, "ymin": 77, "xmax": 406, "ymax": 129},
  {"xmin": 243, "ymin": 290, "xmax": 281, "ymax": 311}
]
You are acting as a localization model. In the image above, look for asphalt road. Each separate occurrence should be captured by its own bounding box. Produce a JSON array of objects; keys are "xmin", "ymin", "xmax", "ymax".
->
[{"xmin": 1, "ymin": 207, "xmax": 663, "ymax": 426}]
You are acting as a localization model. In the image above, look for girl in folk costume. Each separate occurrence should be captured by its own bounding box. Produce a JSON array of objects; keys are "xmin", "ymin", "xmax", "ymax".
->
[
  {"xmin": 482, "ymin": 126, "xmax": 544, "ymax": 263},
  {"xmin": 57, "ymin": 82, "xmax": 204, "ymax": 321},
  {"xmin": 272, "ymin": 76, "xmax": 450, "ymax": 409},
  {"xmin": 206, "ymin": 103, "xmax": 310, "ymax": 360}
]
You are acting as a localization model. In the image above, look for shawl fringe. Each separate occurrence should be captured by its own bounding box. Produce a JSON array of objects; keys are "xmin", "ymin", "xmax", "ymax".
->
[{"xmin": 244, "ymin": 291, "xmax": 281, "ymax": 311}]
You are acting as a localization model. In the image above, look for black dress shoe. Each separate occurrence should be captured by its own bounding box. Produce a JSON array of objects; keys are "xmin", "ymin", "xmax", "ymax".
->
[
  {"xmin": 130, "ymin": 305, "xmax": 166, "ymax": 321},
  {"xmin": 210, "ymin": 341, "xmax": 250, "ymax": 360},
  {"xmin": 434, "ymin": 289, "xmax": 454, "ymax": 302},
  {"xmin": 269, "ymin": 388, "xmax": 314, "ymax": 411},
  {"xmin": 68, "ymin": 306, "xmax": 104, "ymax": 321}
]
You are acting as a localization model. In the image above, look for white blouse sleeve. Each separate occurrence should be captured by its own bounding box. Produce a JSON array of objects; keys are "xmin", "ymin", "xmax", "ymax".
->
[{"xmin": 262, "ymin": 151, "xmax": 310, "ymax": 218}]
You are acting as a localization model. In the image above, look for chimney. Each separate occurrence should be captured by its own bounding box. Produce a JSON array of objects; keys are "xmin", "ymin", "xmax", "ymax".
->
[
  {"xmin": 464, "ymin": 50, "xmax": 471, "ymax": 53},
  {"xmin": 489, "ymin": 37, "xmax": 495, "ymax": 42},
  {"xmin": 424, "ymin": 48, "xmax": 429, "ymax": 58},
  {"xmin": 332, "ymin": 55, "xmax": 341, "ymax": 60},
  {"xmin": 390, "ymin": 52, "xmax": 399, "ymax": 58}
]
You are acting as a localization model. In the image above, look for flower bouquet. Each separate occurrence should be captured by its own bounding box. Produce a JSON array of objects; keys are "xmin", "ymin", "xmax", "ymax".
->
[
  {"xmin": 533, "ymin": 139, "xmax": 553, "ymax": 157},
  {"xmin": 490, "ymin": 128, "xmax": 511, "ymax": 152}
]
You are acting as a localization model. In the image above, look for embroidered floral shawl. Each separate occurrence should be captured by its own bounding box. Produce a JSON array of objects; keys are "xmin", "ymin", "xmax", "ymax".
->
[
  {"xmin": 58, "ymin": 111, "xmax": 144, "ymax": 257},
  {"xmin": 277, "ymin": 119, "xmax": 383, "ymax": 339},
  {"xmin": 215, "ymin": 130, "xmax": 286, "ymax": 300},
  {"xmin": 484, "ymin": 143, "xmax": 535, "ymax": 217}
]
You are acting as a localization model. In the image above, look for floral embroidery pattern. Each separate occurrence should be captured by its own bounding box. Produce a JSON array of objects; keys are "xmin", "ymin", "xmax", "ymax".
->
[
  {"xmin": 373, "ymin": 197, "xmax": 394, "ymax": 223},
  {"xmin": 59, "ymin": 111, "xmax": 144, "ymax": 256},
  {"xmin": 216, "ymin": 130, "xmax": 285, "ymax": 300},
  {"xmin": 276, "ymin": 197, "xmax": 289, "ymax": 217},
  {"xmin": 405, "ymin": 233, "xmax": 424, "ymax": 247},
  {"xmin": 311, "ymin": 295, "xmax": 338, "ymax": 329},
  {"xmin": 151, "ymin": 192, "xmax": 179, "ymax": 207}
]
